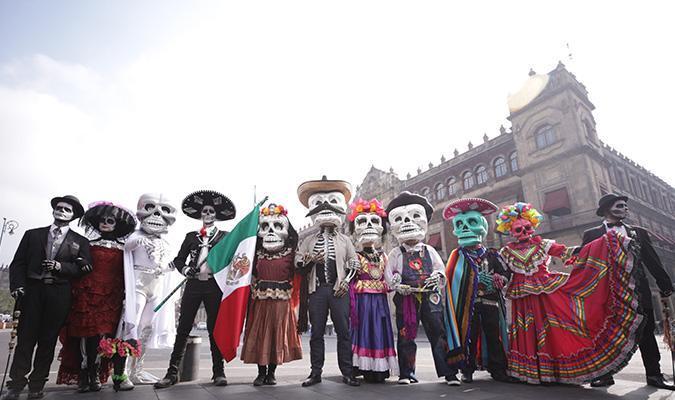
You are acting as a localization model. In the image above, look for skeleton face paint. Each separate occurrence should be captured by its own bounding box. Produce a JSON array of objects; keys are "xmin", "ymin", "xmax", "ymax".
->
[
  {"xmin": 258, "ymin": 214, "xmax": 290, "ymax": 252},
  {"xmin": 452, "ymin": 210, "xmax": 488, "ymax": 247},
  {"xmin": 136, "ymin": 193, "xmax": 176, "ymax": 236},
  {"xmin": 510, "ymin": 218, "xmax": 534, "ymax": 242},
  {"xmin": 354, "ymin": 213, "xmax": 384, "ymax": 248},
  {"xmin": 607, "ymin": 200, "xmax": 629, "ymax": 221},
  {"xmin": 308, "ymin": 191, "xmax": 347, "ymax": 228},
  {"xmin": 389, "ymin": 204, "xmax": 427, "ymax": 245},
  {"xmin": 98, "ymin": 215, "xmax": 117, "ymax": 233},
  {"xmin": 53, "ymin": 201, "xmax": 74, "ymax": 222},
  {"xmin": 201, "ymin": 205, "xmax": 216, "ymax": 226}
]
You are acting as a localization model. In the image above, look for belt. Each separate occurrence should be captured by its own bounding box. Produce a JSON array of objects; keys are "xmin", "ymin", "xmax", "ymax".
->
[{"xmin": 475, "ymin": 297, "xmax": 500, "ymax": 307}]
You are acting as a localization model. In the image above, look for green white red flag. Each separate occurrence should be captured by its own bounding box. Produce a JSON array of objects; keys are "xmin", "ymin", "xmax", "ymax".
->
[{"xmin": 207, "ymin": 204, "xmax": 259, "ymax": 362}]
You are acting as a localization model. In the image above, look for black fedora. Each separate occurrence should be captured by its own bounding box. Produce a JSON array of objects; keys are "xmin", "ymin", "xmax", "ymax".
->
[
  {"xmin": 596, "ymin": 193, "xmax": 629, "ymax": 217},
  {"xmin": 50, "ymin": 195, "xmax": 85, "ymax": 219}
]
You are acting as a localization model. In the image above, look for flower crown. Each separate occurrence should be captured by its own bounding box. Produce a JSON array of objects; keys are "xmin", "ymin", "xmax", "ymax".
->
[
  {"xmin": 348, "ymin": 198, "xmax": 387, "ymax": 222},
  {"xmin": 260, "ymin": 203, "xmax": 287, "ymax": 217},
  {"xmin": 495, "ymin": 202, "xmax": 543, "ymax": 234}
]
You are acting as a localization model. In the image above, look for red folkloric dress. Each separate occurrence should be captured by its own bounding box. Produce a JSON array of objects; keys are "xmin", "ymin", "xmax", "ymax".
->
[
  {"xmin": 501, "ymin": 233, "xmax": 643, "ymax": 384},
  {"xmin": 57, "ymin": 240, "xmax": 126, "ymax": 384}
]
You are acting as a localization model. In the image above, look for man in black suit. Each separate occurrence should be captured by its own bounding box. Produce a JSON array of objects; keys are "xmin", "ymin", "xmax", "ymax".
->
[
  {"xmin": 581, "ymin": 193, "xmax": 674, "ymax": 390},
  {"xmin": 154, "ymin": 190, "xmax": 235, "ymax": 389},
  {"xmin": 3, "ymin": 195, "xmax": 92, "ymax": 400}
]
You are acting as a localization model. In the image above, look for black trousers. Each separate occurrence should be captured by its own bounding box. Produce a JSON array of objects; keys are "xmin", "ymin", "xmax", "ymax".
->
[
  {"xmin": 638, "ymin": 308, "xmax": 662, "ymax": 377},
  {"xmin": 308, "ymin": 285, "xmax": 352, "ymax": 377},
  {"xmin": 167, "ymin": 278, "xmax": 224, "ymax": 378},
  {"xmin": 8, "ymin": 280, "xmax": 72, "ymax": 391},
  {"xmin": 448, "ymin": 302, "xmax": 507, "ymax": 376},
  {"xmin": 394, "ymin": 293, "xmax": 450, "ymax": 379}
]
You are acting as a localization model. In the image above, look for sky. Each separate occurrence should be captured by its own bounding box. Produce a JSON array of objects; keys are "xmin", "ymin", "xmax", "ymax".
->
[{"xmin": 1, "ymin": 0, "xmax": 674, "ymax": 264}]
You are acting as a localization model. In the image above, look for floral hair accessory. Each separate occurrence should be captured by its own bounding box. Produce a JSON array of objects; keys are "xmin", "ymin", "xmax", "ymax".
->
[
  {"xmin": 495, "ymin": 202, "xmax": 543, "ymax": 234},
  {"xmin": 260, "ymin": 203, "xmax": 288, "ymax": 217},
  {"xmin": 348, "ymin": 198, "xmax": 387, "ymax": 222}
]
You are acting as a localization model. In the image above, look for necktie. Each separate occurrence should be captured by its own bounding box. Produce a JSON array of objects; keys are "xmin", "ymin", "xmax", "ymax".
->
[{"xmin": 50, "ymin": 227, "xmax": 62, "ymax": 258}]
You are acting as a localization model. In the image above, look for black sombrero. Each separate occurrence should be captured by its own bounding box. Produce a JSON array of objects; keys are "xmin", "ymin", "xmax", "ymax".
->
[{"xmin": 182, "ymin": 190, "xmax": 236, "ymax": 221}]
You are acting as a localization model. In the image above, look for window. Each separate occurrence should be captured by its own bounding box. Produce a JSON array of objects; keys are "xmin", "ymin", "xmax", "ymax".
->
[
  {"xmin": 463, "ymin": 171, "xmax": 475, "ymax": 191},
  {"xmin": 494, "ymin": 157, "xmax": 507, "ymax": 178},
  {"xmin": 447, "ymin": 177, "xmax": 458, "ymax": 196},
  {"xmin": 435, "ymin": 183, "xmax": 445, "ymax": 201},
  {"xmin": 510, "ymin": 152, "xmax": 519, "ymax": 171},
  {"xmin": 615, "ymin": 168, "xmax": 626, "ymax": 189},
  {"xmin": 476, "ymin": 165, "xmax": 488, "ymax": 185},
  {"xmin": 583, "ymin": 119, "xmax": 595, "ymax": 140},
  {"xmin": 535, "ymin": 124, "xmax": 556, "ymax": 149},
  {"xmin": 421, "ymin": 187, "xmax": 430, "ymax": 200}
]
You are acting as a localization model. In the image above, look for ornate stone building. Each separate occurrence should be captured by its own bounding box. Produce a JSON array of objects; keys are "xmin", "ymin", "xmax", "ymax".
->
[{"xmin": 345, "ymin": 62, "xmax": 675, "ymax": 309}]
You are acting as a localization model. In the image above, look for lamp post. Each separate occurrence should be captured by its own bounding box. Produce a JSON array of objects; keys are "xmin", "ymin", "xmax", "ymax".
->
[{"xmin": 0, "ymin": 218, "xmax": 19, "ymax": 253}]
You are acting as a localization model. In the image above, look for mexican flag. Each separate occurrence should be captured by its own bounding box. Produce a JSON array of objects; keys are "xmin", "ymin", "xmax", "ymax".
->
[{"xmin": 208, "ymin": 204, "xmax": 259, "ymax": 362}]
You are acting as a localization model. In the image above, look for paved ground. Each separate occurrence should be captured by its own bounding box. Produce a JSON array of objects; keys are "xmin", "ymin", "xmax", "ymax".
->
[{"xmin": 1, "ymin": 329, "xmax": 674, "ymax": 400}]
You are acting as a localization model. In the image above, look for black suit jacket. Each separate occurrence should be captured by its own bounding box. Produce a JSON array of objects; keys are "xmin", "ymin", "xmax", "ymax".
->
[
  {"xmin": 171, "ymin": 229, "xmax": 228, "ymax": 275},
  {"xmin": 581, "ymin": 224, "xmax": 672, "ymax": 309},
  {"xmin": 9, "ymin": 226, "xmax": 92, "ymax": 291}
]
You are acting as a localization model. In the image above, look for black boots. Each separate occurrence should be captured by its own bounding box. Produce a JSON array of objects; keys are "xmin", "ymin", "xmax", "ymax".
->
[
  {"xmin": 253, "ymin": 365, "xmax": 277, "ymax": 386},
  {"xmin": 77, "ymin": 369, "xmax": 90, "ymax": 393},
  {"xmin": 154, "ymin": 368, "xmax": 179, "ymax": 389},
  {"xmin": 88, "ymin": 365, "xmax": 102, "ymax": 392},
  {"xmin": 265, "ymin": 364, "xmax": 277, "ymax": 385},
  {"xmin": 253, "ymin": 365, "xmax": 267, "ymax": 386}
]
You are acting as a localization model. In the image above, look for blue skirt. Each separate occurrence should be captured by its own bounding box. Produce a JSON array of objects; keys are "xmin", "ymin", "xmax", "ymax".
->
[{"xmin": 351, "ymin": 292, "xmax": 398, "ymax": 375}]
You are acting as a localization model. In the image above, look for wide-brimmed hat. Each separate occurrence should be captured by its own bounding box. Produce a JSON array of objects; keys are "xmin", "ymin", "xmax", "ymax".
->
[
  {"xmin": 182, "ymin": 190, "xmax": 236, "ymax": 221},
  {"xmin": 443, "ymin": 197, "xmax": 498, "ymax": 220},
  {"xmin": 297, "ymin": 175, "xmax": 352, "ymax": 208},
  {"xmin": 50, "ymin": 195, "xmax": 85, "ymax": 219},
  {"xmin": 596, "ymin": 193, "xmax": 629, "ymax": 217},
  {"xmin": 385, "ymin": 191, "xmax": 434, "ymax": 221},
  {"xmin": 81, "ymin": 201, "xmax": 137, "ymax": 238}
]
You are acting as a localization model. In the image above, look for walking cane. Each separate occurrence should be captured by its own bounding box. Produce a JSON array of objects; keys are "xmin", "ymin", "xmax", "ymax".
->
[
  {"xmin": 660, "ymin": 296, "xmax": 675, "ymax": 381},
  {"xmin": 0, "ymin": 297, "xmax": 22, "ymax": 397}
]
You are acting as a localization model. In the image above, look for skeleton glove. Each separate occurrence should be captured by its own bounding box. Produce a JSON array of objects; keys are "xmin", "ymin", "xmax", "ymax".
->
[
  {"xmin": 182, "ymin": 266, "xmax": 198, "ymax": 278},
  {"xmin": 42, "ymin": 259, "xmax": 61, "ymax": 272},
  {"xmin": 423, "ymin": 271, "xmax": 444, "ymax": 291},
  {"xmin": 334, "ymin": 279, "xmax": 350, "ymax": 298},
  {"xmin": 391, "ymin": 274, "xmax": 412, "ymax": 296},
  {"xmin": 76, "ymin": 257, "xmax": 93, "ymax": 273},
  {"xmin": 10, "ymin": 287, "xmax": 25, "ymax": 299}
]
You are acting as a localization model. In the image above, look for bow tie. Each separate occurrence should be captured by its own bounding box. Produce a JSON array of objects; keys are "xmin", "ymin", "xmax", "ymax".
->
[{"xmin": 607, "ymin": 222, "xmax": 624, "ymax": 228}]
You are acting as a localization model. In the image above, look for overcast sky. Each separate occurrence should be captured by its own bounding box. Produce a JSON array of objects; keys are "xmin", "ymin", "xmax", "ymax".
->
[{"xmin": 1, "ymin": 0, "xmax": 674, "ymax": 264}]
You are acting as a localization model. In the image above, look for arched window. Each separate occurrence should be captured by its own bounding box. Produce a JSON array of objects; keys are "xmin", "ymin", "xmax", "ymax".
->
[
  {"xmin": 535, "ymin": 124, "xmax": 556, "ymax": 149},
  {"xmin": 463, "ymin": 171, "xmax": 474, "ymax": 191},
  {"xmin": 510, "ymin": 152, "xmax": 518, "ymax": 171},
  {"xmin": 583, "ymin": 119, "xmax": 595, "ymax": 140},
  {"xmin": 421, "ymin": 187, "xmax": 431, "ymax": 201},
  {"xmin": 476, "ymin": 165, "xmax": 488, "ymax": 185},
  {"xmin": 435, "ymin": 183, "xmax": 445, "ymax": 201},
  {"xmin": 447, "ymin": 177, "xmax": 458, "ymax": 197},
  {"xmin": 493, "ymin": 157, "xmax": 507, "ymax": 178}
]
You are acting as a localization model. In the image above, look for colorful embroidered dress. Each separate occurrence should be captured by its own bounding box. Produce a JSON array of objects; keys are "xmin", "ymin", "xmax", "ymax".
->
[
  {"xmin": 350, "ymin": 249, "xmax": 398, "ymax": 380},
  {"xmin": 502, "ymin": 232, "xmax": 643, "ymax": 384}
]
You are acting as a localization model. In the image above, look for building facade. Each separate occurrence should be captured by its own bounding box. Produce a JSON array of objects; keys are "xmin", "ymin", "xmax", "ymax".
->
[{"xmin": 301, "ymin": 62, "xmax": 675, "ymax": 313}]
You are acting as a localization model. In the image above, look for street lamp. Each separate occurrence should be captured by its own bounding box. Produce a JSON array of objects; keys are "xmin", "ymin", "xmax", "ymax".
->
[{"xmin": 0, "ymin": 218, "xmax": 19, "ymax": 252}]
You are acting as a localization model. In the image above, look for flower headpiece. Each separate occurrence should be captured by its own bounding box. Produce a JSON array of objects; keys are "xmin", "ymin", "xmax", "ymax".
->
[
  {"xmin": 260, "ymin": 203, "xmax": 288, "ymax": 217},
  {"xmin": 495, "ymin": 202, "xmax": 543, "ymax": 234},
  {"xmin": 348, "ymin": 198, "xmax": 387, "ymax": 222}
]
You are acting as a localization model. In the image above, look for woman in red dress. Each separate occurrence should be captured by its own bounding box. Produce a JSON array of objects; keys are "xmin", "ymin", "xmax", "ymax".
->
[
  {"xmin": 496, "ymin": 202, "xmax": 643, "ymax": 384},
  {"xmin": 57, "ymin": 202, "xmax": 136, "ymax": 392}
]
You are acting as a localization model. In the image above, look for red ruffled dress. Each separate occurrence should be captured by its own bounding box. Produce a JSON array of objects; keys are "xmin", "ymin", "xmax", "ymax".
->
[
  {"xmin": 57, "ymin": 241, "xmax": 125, "ymax": 384},
  {"xmin": 501, "ymin": 233, "xmax": 643, "ymax": 384}
]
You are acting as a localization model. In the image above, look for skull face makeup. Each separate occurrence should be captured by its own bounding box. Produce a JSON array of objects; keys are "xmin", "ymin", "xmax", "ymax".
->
[
  {"xmin": 607, "ymin": 199, "xmax": 629, "ymax": 221},
  {"xmin": 453, "ymin": 210, "xmax": 488, "ymax": 247},
  {"xmin": 136, "ymin": 193, "xmax": 176, "ymax": 236},
  {"xmin": 389, "ymin": 204, "xmax": 427, "ymax": 245},
  {"xmin": 354, "ymin": 213, "xmax": 384, "ymax": 248},
  {"xmin": 308, "ymin": 191, "xmax": 347, "ymax": 228},
  {"xmin": 201, "ymin": 205, "xmax": 216, "ymax": 226},
  {"xmin": 53, "ymin": 201, "xmax": 74, "ymax": 222},
  {"xmin": 510, "ymin": 218, "xmax": 535, "ymax": 242},
  {"xmin": 258, "ymin": 214, "xmax": 290, "ymax": 252},
  {"xmin": 98, "ymin": 215, "xmax": 117, "ymax": 233}
]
